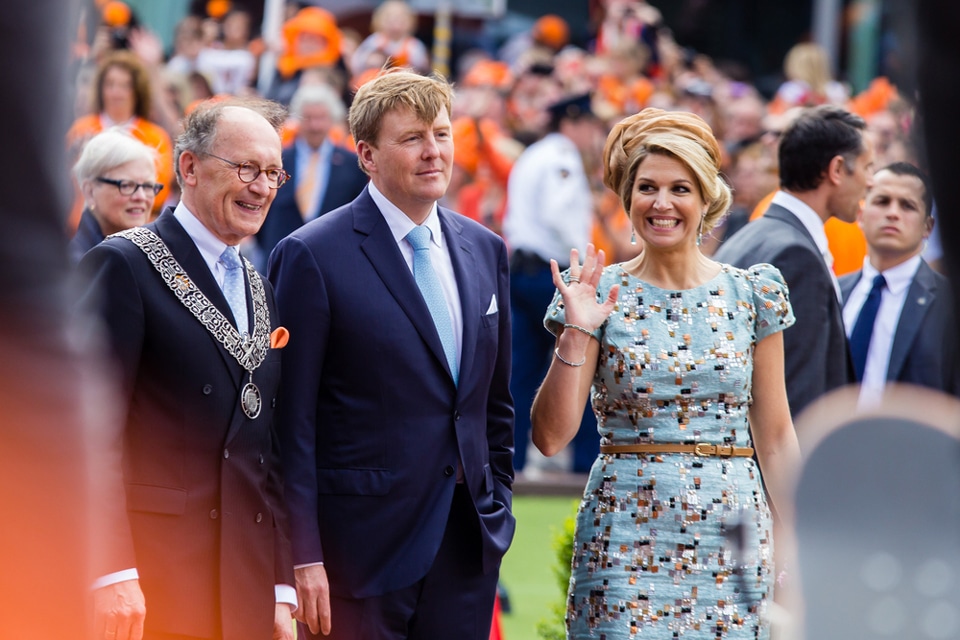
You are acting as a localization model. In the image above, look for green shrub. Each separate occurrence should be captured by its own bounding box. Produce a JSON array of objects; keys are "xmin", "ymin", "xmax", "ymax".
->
[{"xmin": 536, "ymin": 506, "xmax": 577, "ymax": 640}]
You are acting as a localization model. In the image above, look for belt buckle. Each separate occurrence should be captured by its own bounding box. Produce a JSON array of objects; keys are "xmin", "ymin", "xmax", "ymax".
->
[{"xmin": 694, "ymin": 443, "xmax": 714, "ymax": 456}]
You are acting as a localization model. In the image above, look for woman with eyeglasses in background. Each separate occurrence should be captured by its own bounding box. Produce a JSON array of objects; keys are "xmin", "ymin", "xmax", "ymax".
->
[{"xmin": 70, "ymin": 128, "xmax": 161, "ymax": 264}]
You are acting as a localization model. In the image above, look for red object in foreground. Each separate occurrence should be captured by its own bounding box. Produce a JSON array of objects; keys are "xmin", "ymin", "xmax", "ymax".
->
[{"xmin": 489, "ymin": 593, "xmax": 503, "ymax": 640}]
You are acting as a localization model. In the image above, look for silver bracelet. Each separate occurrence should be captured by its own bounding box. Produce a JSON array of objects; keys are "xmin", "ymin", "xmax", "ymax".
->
[
  {"xmin": 554, "ymin": 347, "xmax": 586, "ymax": 367},
  {"xmin": 563, "ymin": 323, "xmax": 594, "ymax": 337}
]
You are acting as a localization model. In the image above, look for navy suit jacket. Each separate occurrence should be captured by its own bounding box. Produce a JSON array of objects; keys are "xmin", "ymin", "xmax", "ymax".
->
[
  {"xmin": 839, "ymin": 259, "xmax": 959, "ymax": 394},
  {"xmin": 714, "ymin": 202, "xmax": 853, "ymax": 418},
  {"xmin": 268, "ymin": 188, "xmax": 515, "ymax": 599},
  {"xmin": 79, "ymin": 210, "xmax": 293, "ymax": 639},
  {"xmin": 256, "ymin": 143, "xmax": 368, "ymax": 265}
]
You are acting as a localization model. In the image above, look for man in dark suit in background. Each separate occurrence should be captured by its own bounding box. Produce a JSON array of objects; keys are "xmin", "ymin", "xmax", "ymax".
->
[
  {"xmin": 269, "ymin": 69, "xmax": 515, "ymax": 640},
  {"xmin": 254, "ymin": 83, "xmax": 368, "ymax": 270},
  {"xmin": 840, "ymin": 162, "xmax": 958, "ymax": 403},
  {"xmin": 80, "ymin": 97, "xmax": 295, "ymax": 640},
  {"xmin": 714, "ymin": 105, "xmax": 874, "ymax": 419}
]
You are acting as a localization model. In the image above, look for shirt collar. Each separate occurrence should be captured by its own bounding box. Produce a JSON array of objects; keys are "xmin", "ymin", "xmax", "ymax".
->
[
  {"xmin": 368, "ymin": 181, "xmax": 442, "ymax": 248},
  {"xmin": 772, "ymin": 190, "xmax": 830, "ymax": 256},
  {"xmin": 295, "ymin": 137, "xmax": 332, "ymax": 160},
  {"xmin": 862, "ymin": 254, "xmax": 922, "ymax": 296},
  {"xmin": 173, "ymin": 201, "xmax": 231, "ymax": 271}
]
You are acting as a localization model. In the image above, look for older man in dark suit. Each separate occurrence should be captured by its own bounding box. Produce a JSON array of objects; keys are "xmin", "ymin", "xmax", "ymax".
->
[
  {"xmin": 839, "ymin": 162, "xmax": 959, "ymax": 403},
  {"xmin": 269, "ymin": 69, "xmax": 515, "ymax": 640},
  {"xmin": 79, "ymin": 97, "xmax": 295, "ymax": 640},
  {"xmin": 254, "ymin": 83, "xmax": 368, "ymax": 270},
  {"xmin": 714, "ymin": 105, "xmax": 875, "ymax": 419}
]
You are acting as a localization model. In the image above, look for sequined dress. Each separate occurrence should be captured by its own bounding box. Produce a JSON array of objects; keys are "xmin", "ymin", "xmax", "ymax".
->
[{"xmin": 545, "ymin": 263, "xmax": 794, "ymax": 639}]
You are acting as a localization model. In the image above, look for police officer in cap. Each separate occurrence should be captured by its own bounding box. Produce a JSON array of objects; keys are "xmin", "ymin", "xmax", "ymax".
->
[{"xmin": 503, "ymin": 92, "xmax": 604, "ymax": 476}]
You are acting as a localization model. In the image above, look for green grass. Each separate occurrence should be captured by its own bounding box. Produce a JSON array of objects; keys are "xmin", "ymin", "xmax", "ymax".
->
[{"xmin": 498, "ymin": 496, "xmax": 580, "ymax": 640}]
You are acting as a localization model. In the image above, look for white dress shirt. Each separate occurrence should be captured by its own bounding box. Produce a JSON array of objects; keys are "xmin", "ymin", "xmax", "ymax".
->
[
  {"xmin": 503, "ymin": 132, "xmax": 593, "ymax": 263},
  {"xmin": 843, "ymin": 255, "xmax": 922, "ymax": 407},
  {"xmin": 96, "ymin": 203, "xmax": 297, "ymax": 609},
  {"xmin": 369, "ymin": 181, "xmax": 463, "ymax": 364},
  {"xmin": 772, "ymin": 191, "xmax": 842, "ymax": 301}
]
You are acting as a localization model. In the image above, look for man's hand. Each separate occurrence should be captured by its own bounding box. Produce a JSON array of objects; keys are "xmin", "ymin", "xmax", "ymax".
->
[
  {"xmin": 273, "ymin": 603, "xmax": 295, "ymax": 640},
  {"xmin": 92, "ymin": 579, "xmax": 146, "ymax": 640},
  {"xmin": 294, "ymin": 565, "xmax": 331, "ymax": 635}
]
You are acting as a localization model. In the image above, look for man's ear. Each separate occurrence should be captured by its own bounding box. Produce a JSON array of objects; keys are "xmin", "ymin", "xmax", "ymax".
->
[
  {"xmin": 356, "ymin": 140, "xmax": 377, "ymax": 175},
  {"xmin": 827, "ymin": 155, "xmax": 846, "ymax": 186},
  {"xmin": 179, "ymin": 151, "xmax": 199, "ymax": 187},
  {"xmin": 924, "ymin": 214, "xmax": 935, "ymax": 240}
]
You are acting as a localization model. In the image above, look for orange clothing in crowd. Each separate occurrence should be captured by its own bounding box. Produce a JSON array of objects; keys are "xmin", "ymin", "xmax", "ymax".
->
[
  {"xmin": 750, "ymin": 190, "xmax": 866, "ymax": 277},
  {"xmin": 66, "ymin": 114, "xmax": 174, "ymax": 229},
  {"xmin": 596, "ymin": 74, "xmax": 655, "ymax": 117}
]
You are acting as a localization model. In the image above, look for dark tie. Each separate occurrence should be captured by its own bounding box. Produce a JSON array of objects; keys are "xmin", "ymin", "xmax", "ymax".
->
[
  {"xmin": 406, "ymin": 226, "xmax": 458, "ymax": 385},
  {"xmin": 849, "ymin": 273, "xmax": 886, "ymax": 382},
  {"xmin": 219, "ymin": 246, "xmax": 248, "ymax": 335}
]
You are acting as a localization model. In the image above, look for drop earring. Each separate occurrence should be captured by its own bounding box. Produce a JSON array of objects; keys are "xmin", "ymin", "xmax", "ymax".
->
[
  {"xmin": 696, "ymin": 214, "xmax": 705, "ymax": 247},
  {"xmin": 631, "ymin": 228, "xmax": 637, "ymax": 245}
]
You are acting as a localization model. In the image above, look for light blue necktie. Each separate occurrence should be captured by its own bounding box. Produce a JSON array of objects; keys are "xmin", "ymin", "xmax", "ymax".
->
[
  {"xmin": 219, "ymin": 246, "xmax": 249, "ymax": 335},
  {"xmin": 406, "ymin": 226, "xmax": 458, "ymax": 385}
]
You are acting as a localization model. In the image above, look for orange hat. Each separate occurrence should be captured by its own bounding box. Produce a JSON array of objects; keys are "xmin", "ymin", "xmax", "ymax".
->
[
  {"xmin": 848, "ymin": 77, "xmax": 899, "ymax": 118},
  {"xmin": 532, "ymin": 15, "xmax": 569, "ymax": 50},
  {"xmin": 102, "ymin": 1, "xmax": 131, "ymax": 28},
  {"xmin": 277, "ymin": 7, "xmax": 342, "ymax": 78},
  {"xmin": 206, "ymin": 0, "xmax": 231, "ymax": 20},
  {"xmin": 462, "ymin": 60, "xmax": 513, "ymax": 90}
]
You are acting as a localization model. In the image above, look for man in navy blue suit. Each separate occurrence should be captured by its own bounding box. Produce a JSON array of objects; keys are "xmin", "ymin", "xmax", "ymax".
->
[
  {"xmin": 268, "ymin": 69, "xmax": 515, "ymax": 640},
  {"xmin": 254, "ymin": 83, "xmax": 368, "ymax": 270},
  {"xmin": 839, "ymin": 162, "xmax": 959, "ymax": 403}
]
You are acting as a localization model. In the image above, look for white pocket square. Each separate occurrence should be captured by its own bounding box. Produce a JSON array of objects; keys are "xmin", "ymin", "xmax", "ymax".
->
[{"xmin": 485, "ymin": 294, "xmax": 498, "ymax": 315}]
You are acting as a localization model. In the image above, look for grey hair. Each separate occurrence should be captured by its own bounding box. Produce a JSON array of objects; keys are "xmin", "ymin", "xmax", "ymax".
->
[
  {"xmin": 174, "ymin": 96, "xmax": 287, "ymax": 187},
  {"xmin": 289, "ymin": 83, "xmax": 346, "ymax": 123},
  {"xmin": 73, "ymin": 127, "xmax": 158, "ymax": 185}
]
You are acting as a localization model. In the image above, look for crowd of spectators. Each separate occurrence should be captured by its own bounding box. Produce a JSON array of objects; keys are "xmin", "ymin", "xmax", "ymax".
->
[{"xmin": 66, "ymin": 0, "xmax": 930, "ymax": 472}]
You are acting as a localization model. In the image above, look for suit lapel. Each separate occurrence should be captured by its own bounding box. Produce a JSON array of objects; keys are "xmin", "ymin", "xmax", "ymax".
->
[
  {"xmin": 839, "ymin": 271, "xmax": 862, "ymax": 304},
  {"xmin": 888, "ymin": 260, "xmax": 937, "ymax": 380},
  {"xmin": 153, "ymin": 212, "xmax": 244, "ymax": 385},
  {"xmin": 442, "ymin": 208, "xmax": 477, "ymax": 392},
  {"xmin": 355, "ymin": 191, "xmax": 455, "ymax": 383}
]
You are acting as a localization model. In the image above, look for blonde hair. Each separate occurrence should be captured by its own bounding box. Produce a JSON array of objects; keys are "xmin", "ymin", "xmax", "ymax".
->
[
  {"xmin": 603, "ymin": 108, "xmax": 732, "ymax": 234},
  {"xmin": 348, "ymin": 68, "xmax": 453, "ymax": 151},
  {"xmin": 784, "ymin": 43, "xmax": 832, "ymax": 95}
]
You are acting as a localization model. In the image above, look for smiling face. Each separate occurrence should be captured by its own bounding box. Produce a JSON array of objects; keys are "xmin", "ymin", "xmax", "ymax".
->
[
  {"xmin": 180, "ymin": 106, "xmax": 283, "ymax": 245},
  {"xmin": 859, "ymin": 168, "xmax": 932, "ymax": 267},
  {"xmin": 629, "ymin": 152, "xmax": 706, "ymax": 252},
  {"xmin": 357, "ymin": 106, "xmax": 453, "ymax": 223},
  {"xmin": 84, "ymin": 158, "xmax": 157, "ymax": 235}
]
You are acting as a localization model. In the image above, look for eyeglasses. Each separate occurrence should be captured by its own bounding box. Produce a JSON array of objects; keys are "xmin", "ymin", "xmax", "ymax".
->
[
  {"xmin": 96, "ymin": 177, "xmax": 164, "ymax": 196},
  {"xmin": 203, "ymin": 153, "xmax": 291, "ymax": 189}
]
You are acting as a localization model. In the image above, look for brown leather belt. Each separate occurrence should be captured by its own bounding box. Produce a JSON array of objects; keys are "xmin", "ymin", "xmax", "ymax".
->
[{"xmin": 599, "ymin": 443, "xmax": 755, "ymax": 457}]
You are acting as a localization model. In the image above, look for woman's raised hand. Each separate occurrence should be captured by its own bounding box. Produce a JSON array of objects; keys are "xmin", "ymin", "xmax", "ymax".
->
[{"xmin": 550, "ymin": 243, "xmax": 620, "ymax": 333}]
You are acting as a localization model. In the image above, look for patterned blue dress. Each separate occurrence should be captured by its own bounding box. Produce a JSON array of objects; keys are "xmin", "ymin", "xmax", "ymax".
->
[{"xmin": 545, "ymin": 263, "xmax": 794, "ymax": 639}]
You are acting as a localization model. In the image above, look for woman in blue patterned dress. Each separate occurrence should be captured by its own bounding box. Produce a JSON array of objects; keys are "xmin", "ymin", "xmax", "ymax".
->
[{"xmin": 531, "ymin": 108, "xmax": 801, "ymax": 639}]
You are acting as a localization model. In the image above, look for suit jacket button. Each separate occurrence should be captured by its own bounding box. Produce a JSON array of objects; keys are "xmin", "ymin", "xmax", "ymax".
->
[
  {"xmin": 223, "ymin": 449, "xmax": 229, "ymax": 459},
  {"xmin": 202, "ymin": 384, "xmax": 213, "ymax": 395},
  {"xmin": 454, "ymin": 411, "xmax": 461, "ymax": 421},
  {"xmin": 255, "ymin": 512, "xmax": 263, "ymax": 523},
  {"xmin": 443, "ymin": 465, "xmax": 455, "ymax": 477},
  {"xmin": 209, "ymin": 509, "xmax": 218, "ymax": 519}
]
